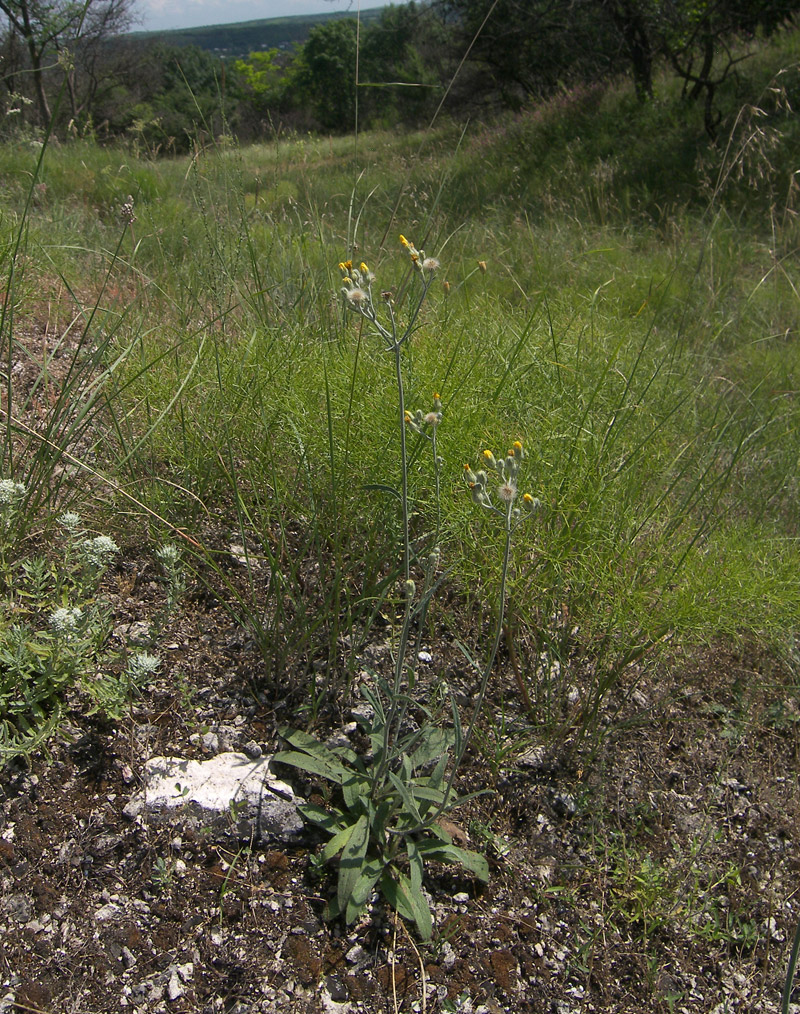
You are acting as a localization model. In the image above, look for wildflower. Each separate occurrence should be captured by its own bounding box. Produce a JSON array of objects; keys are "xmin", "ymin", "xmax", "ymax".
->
[
  {"xmin": 127, "ymin": 652, "xmax": 161, "ymax": 680},
  {"xmin": 119, "ymin": 195, "xmax": 136, "ymax": 225},
  {"xmin": 345, "ymin": 286, "xmax": 369, "ymax": 307},
  {"xmin": 50, "ymin": 606, "xmax": 82, "ymax": 633},
  {"xmin": 483, "ymin": 449, "xmax": 497, "ymax": 469},
  {"xmin": 424, "ymin": 412, "xmax": 440, "ymax": 426},
  {"xmin": 422, "ymin": 257, "xmax": 440, "ymax": 273},
  {"xmin": 477, "ymin": 260, "xmax": 487, "ymax": 273},
  {"xmin": 156, "ymin": 544, "xmax": 181, "ymax": 566},
  {"xmin": 498, "ymin": 482, "xmax": 517, "ymax": 503},
  {"xmin": 0, "ymin": 479, "xmax": 26, "ymax": 508},
  {"xmin": 80, "ymin": 535, "xmax": 120, "ymax": 568},
  {"xmin": 58, "ymin": 511, "xmax": 82, "ymax": 532},
  {"xmin": 399, "ymin": 235, "xmax": 410, "ymax": 248},
  {"xmin": 443, "ymin": 280, "xmax": 451, "ymax": 294}
]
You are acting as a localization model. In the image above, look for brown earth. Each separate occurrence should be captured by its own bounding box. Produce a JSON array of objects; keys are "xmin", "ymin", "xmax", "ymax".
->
[{"xmin": 1, "ymin": 555, "xmax": 799, "ymax": 1014}]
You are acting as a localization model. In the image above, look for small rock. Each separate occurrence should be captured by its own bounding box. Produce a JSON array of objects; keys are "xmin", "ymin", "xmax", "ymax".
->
[
  {"xmin": 325, "ymin": 975, "xmax": 349, "ymax": 1001},
  {"xmin": 166, "ymin": 970, "xmax": 184, "ymax": 1001},
  {"xmin": 345, "ymin": 943, "xmax": 368, "ymax": 966},
  {"xmin": 453, "ymin": 892, "xmax": 470, "ymax": 904},
  {"xmin": 242, "ymin": 740, "xmax": 262, "ymax": 759},
  {"xmin": 122, "ymin": 797, "xmax": 145, "ymax": 820},
  {"xmin": 121, "ymin": 947, "xmax": 137, "ymax": 968},
  {"xmin": 5, "ymin": 894, "xmax": 32, "ymax": 923},
  {"xmin": 201, "ymin": 732, "xmax": 220, "ymax": 754},
  {"xmin": 94, "ymin": 902, "xmax": 122, "ymax": 923},
  {"xmin": 518, "ymin": 745, "xmax": 548, "ymax": 770},
  {"xmin": 440, "ymin": 941, "xmax": 457, "ymax": 970},
  {"xmin": 551, "ymin": 793, "xmax": 577, "ymax": 818}
]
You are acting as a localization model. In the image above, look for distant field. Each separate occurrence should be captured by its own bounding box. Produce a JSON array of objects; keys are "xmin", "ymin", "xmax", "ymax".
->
[{"xmin": 126, "ymin": 5, "xmax": 385, "ymax": 57}]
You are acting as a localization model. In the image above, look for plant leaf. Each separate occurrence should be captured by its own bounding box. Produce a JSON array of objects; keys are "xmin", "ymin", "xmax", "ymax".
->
[
  {"xmin": 416, "ymin": 841, "xmax": 489, "ymax": 881},
  {"xmin": 273, "ymin": 749, "xmax": 348, "ymax": 785},
  {"xmin": 297, "ymin": 801, "xmax": 345, "ymax": 833},
  {"xmin": 409, "ymin": 727, "xmax": 454, "ymax": 770},
  {"xmin": 321, "ymin": 821, "xmax": 358, "ymax": 862},
  {"xmin": 427, "ymin": 753, "xmax": 448, "ymax": 792},
  {"xmin": 345, "ymin": 857, "xmax": 386, "ymax": 924},
  {"xmin": 382, "ymin": 869, "xmax": 432, "ymax": 940},
  {"xmin": 279, "ymin": 727, "xmax": 349, "ymax": 766},
  {"xmin": 387, "ymin": 770, "xmax": 422, "ymax": 825},
  {"xmin": 337, "ymin": 813, "xmax": 370, "ymax": 913},
  {"xmin": 362, "ymin": 482, "xmax": 402, "ymax": 502},
  {"xmin": 342, "ymin": 773, "xmax": 369, "ymax": 814}
]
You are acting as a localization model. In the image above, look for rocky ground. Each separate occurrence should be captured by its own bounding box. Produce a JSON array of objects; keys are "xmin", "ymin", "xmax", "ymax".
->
[{"xmin": 1, "ymin": 547, "xmax": 800, "ymax": 1014}]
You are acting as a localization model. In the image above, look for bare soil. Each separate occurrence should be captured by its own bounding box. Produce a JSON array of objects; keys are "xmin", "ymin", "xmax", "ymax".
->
[{"xmin": 2, "ymin": 551, "xmax": 799, "ymax": 1014}]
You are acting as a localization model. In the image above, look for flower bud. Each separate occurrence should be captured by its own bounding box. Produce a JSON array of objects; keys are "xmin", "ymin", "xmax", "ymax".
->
[{"xmin": 403, "ymin": 579, "xmax": 416, "ymax": 598}]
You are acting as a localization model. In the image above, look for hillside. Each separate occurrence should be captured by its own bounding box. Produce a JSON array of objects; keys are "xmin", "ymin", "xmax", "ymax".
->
[
  {"xmin": 1, "ymin": 26, "xmax": 799, "ymax": 1014},
  {"xmin": 126, "ymin": 5, "xmax": 386, "ymax": 58}
]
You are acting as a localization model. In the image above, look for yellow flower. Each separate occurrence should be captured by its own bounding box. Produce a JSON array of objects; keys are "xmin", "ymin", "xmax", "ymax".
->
[{"xmin": 399, "ymin": 235, "xmax": 410, "ymax": 247}]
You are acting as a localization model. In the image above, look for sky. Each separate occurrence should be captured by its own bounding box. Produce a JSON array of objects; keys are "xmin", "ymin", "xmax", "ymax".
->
[{"xmin": 137, "ymin": 0, "xmax": 391, "ymax": 32}]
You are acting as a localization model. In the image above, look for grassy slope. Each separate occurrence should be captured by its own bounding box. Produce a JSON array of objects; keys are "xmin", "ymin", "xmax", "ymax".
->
[{"xmin": 1, "ymin": 29, "xmax": 799, "ymax": 713}]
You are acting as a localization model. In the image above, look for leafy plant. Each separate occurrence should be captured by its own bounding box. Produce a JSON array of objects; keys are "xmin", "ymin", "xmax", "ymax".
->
[
  {"xmin": 277, "ymin": 701, "xmax": 488, "ymax": 938},
  {"xmin": 276, "ymin": 236, "xmax": 540, "ymax": 936}
]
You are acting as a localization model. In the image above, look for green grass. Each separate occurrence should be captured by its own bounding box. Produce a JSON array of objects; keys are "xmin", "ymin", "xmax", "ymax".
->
[{"xmin": 1, "ymin": 28, "xmax": 799, "ymax": 745}]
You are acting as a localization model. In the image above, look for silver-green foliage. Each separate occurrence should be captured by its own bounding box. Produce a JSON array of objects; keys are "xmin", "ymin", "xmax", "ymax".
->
[{"xmin": 0, "ymin": 501, "xmax": 180, "ymax": 759}]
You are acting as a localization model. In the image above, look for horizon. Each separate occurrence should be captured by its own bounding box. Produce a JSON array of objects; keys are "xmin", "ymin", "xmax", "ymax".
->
[{"xmin": 138, "ymin": 0, "xmax": 398, "ymax": 32}]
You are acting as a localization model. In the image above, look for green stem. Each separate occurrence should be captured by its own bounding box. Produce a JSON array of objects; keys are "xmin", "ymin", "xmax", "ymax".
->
[
  {"xmin": 392, "ymin": 499, "xmax": 514, "ymax": 835},
  {"xmin": 782, "ymin": 917, "xmax": 800, "ymax": 1014},
  {"xmin": 373, "ymin": 337, "xmax": 413, "ymax": 798},
  {"xmin": 395, "ymin": 342, "xmax": 410, "ymax": 583}
]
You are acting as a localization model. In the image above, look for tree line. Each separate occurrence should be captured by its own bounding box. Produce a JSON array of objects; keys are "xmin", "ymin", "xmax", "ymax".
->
[{"xmin": 0, "ymin": 0, "xmax": 797, "ymax": 149}]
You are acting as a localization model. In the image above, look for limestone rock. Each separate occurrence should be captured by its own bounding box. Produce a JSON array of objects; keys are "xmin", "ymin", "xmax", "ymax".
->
[{"xmin": 123, "ymin": 752, "xmax": 304, "ymax": 843}]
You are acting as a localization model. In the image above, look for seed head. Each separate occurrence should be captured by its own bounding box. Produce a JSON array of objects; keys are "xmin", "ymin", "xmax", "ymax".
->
[{"xmin": 345, "ymin": 286, "xmax": 369, "ymax": 307}]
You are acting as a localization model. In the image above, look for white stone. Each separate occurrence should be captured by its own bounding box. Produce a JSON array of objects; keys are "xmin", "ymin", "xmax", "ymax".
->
[{"xmin": 126, "ymin": 752, "xmax": 304, "ymax": 843}]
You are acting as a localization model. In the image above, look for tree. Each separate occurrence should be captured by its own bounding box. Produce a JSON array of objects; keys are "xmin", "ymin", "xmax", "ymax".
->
[
  {"xmin": 0, "ymin": 0, "xmax": 135, "ymax": 126},
  {"xmin": 439, "ymin": 0, "xmax": 799, "ymax": 123},
  {"xmin": 653, "ymin": 0, "xmax": 797, "ymax": 135},
  {"xmin": 438, "ymin": 0, "xmax": 621, "ymax": 108},
  {"xmin": 294, "ymin": 18, "xmax": 358, "ymax": 132}
]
